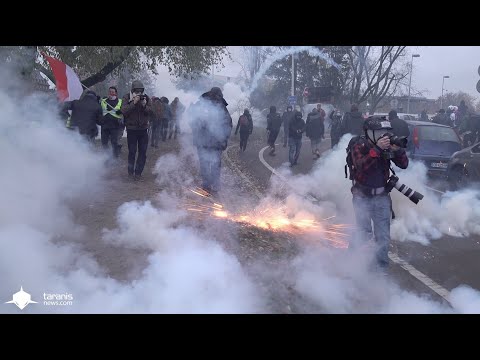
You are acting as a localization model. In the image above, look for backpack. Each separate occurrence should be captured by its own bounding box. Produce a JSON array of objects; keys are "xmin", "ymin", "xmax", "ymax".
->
[
  {"xmin": 344, "ymin": 135, "xmax": 364, "ymax": 180},
  {"xmin": 239, "ymin": 114, "xmax": 249, "ymax": 127}
]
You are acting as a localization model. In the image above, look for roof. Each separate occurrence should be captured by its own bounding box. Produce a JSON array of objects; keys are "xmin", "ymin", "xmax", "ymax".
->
[{"xmin": 405, "ymin": 120, "xmax": 450, "ymax": 128}]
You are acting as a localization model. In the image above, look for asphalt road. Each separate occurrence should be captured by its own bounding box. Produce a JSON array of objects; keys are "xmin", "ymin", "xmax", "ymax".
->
[{"xmin": 225, "ymin": 126, "xmax": 480, "ymax": 306}]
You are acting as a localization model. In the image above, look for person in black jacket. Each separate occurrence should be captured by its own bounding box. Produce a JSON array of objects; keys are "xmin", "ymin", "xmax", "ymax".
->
[
  {"xmin": 266, "ymin": 106, "xmax": 282, "ymax": 155},
  {"xmin": 189, "ymin": 87, "xmax": 233, "ymax": 193},
  {"xmin": 235, "ymin": 108, "xmax": 253, "ymax": 152},
  {"xmin": 341, "ymin": 103, "xmax": 365, "ymax": 137},
  {"xmin": 281, "ymin": 105, "xmax": 294, "ymax": 147},
  {"xmin": 388, "ymin": 110, "xmax": 410, "ymax": 138},
  {"xmin": 61, "ymin": 89, "xmax": 103, "ymax": 142},
  {"xmin": 288, "ymin": 111, "xmax": 306, "ymax": 166},
  {"xmin": 305, "ymin": 107, "xmax": 325, "ymax": 159}
]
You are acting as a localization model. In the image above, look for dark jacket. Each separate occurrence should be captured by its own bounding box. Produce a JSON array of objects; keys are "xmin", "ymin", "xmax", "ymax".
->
[
  {"xmin": 121, "ymin": 93, "xmax": 154, "ymax": 130},
  {"xmin": 282, "ymin": 110, "xmax": 295, "ymax": 129},
  {"xmin": 389, "ymin": 116, "xmax": 410, "ymax": 138},
  {"xmin": 235, "ymin": 112, "xmax": 253, "ymax": 135},
  {"xmin": 342, "ymin": 110, "xmax": 365, "ymax": 136},
  {"xmin": 190, "ymin": 91, "xmax": 233, "ymax": 150},
  {"xmin": 62, "ymin": 92, "xmax": 103, "ymax": 137},
  {"xmin": 171, "ymin": 100, "xmax": 185, "ymax": 120},
  {"xmin": 432, "ymin": 113, "xmax": 450, "ymax": 126},
  {"xmin": 289, "ymin": 113, "xmax": 306, "ymax": 140},
  {"xmin": 352, "ymin": 139, "xmax": 409, "ymax": 189},
  {"xmin": 100, "ymin": 97, "xmax": 122, "ymax": 129},
  {"xmin": 267, "ymin": 112, "xmax": 282, "ymax": 132},
  {"xmin": 305, "ymin": 109, "xmax": 325, "ymax": 140}
]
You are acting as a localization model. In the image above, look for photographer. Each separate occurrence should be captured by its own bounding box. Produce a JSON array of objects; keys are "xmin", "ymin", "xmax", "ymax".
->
[
  {"xmin": 121, "ymin": 80, "xmax": 154, "ymax": 180},
  {"xmin": 350, "ymin": 117, "xmax": 409, "ymax": 272}
]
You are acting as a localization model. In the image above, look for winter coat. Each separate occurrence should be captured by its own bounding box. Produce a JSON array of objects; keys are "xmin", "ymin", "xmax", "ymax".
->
[
  {"xmin": 342, "ymin": 110, "xmax": 365, "ymax": 136},
  {"xmin": 267, "ymin": 112, "xmax": 282, "ymax": 132},
  {"xmin": 305, "ymin": 110, "xmax": 325, "ymax": 140},
  {"xmin": 389, "ymin": 116, "xmax": 410, "ymax": 138},
  {"xmin": 121, "ymin": 93, "xmax": 155, "ymax": 130},
  {"xmin": 289, "ymin": 114, "xmax": 306, "ymax": 140},
  {"xmin": 190, "ymin": 91, "xmax": 233, "ymax": 150},
  {"xmin": 62, "ymin": 92, "xmax": 103, "ymax": 137}
]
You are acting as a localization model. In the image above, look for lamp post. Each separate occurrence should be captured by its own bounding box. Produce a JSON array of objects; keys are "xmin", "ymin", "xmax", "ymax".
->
[
  {"xmin": 441, "ymin": 75, "xmax": 450, "ymax": 109},
  {"xmin": 407, "ymin": 54, "xmax": 420, "ymax": 114}
]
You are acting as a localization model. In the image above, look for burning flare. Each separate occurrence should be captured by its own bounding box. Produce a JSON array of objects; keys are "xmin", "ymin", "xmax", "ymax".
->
[{"xmin": 184, "ymin": 187, "xmax": 350, "ymax": 248}]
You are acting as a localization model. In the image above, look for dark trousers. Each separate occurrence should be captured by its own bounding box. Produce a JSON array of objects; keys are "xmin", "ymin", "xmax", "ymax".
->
[
  {"xmin": 268, "ymin": 129, "xmax": 280, "ymax": 147},
  {"xmin": 239, "ymin": 131, "xmax": 250, "ymax": 151},
  {"xmin": 127, "ymin": 129, "xmax": 149, "ymax": 176},
  {"xmin": 151, "ymin": 121, "xmax": 161, "ymax": 147},
  {"xmin": 101, "ymin": 128, "xmax": 120, "ymax": 158},
  {"xmin": 197, "ymin": 147, "xmax": 222, "ymax": 192},
  {"xmin": 160, "ymin": 118, "xmax": 169, "ymax": 141}
]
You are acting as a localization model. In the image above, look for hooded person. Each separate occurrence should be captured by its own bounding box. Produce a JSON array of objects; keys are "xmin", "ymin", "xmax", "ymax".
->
[
  {"xmin": 120, "ymin": 80, "xmax": 155, "ymax": 179},
  {"xmin": 189, "ymin": 86, "xmax": 233, "ymax": 193},
  {"xmin": 61, "ymin": 89, "xmax": 103, "ymax": 142},
  {"xmin": 388, "ymin": 110, "xmax": 410, "ymax": 138},
  {"xmin": 341, "ymin": 103, "xmax": 365, "ymax": 136},
  {"xmin": 281, "ymin": 105, "xmax": 295, "ymax": 147},
  {"xmin": 235, "ymin": 108, "xmax": 253, "ymax": 152},
  {"xmin": 169, "ymin": 97, "xmax": 185, "ymax": 139},
  {"xmin": 288, "ymin": 110, "xmax": 306, "ymax": 166},
  {"xmin": 266, "ymin": 105, "xmax": 282, "ymax": 155},
  {"xmin": 305, "ymin": 107, "xmax": 325, "ymax": 159}
]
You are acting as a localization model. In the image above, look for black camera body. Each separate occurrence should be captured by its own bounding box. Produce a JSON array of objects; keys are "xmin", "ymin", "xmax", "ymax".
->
[
  {"xmin": 139, "ymin": 94, "xmax": 147, "ymax": 100},
  {"xmin": 385, "ymin": 175, "xmax": 424, "ymax": 204},
  {"xmin": 384, "ymin": 132, "xmax": 408, "ymax": 148}
]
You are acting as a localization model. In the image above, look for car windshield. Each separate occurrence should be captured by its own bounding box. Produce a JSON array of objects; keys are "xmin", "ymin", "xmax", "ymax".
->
[{"xmin": 419, "ymin": 126, "xmax": 460, "ymax": 142}]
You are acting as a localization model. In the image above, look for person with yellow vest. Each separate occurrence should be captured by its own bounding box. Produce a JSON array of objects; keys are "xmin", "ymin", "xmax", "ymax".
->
[{"xmin": 100, "ymin": 86, "xmax": 123, "ymax": 158}]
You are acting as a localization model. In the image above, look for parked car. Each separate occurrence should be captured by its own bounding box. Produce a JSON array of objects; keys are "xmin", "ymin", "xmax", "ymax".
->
[
  {"xmin": 446, "ymin": 142, "xmax": 480, "ymax": 190},
  {"xmin": 405, "ymin": 120, "xmax": 462, "ymax": 177}
]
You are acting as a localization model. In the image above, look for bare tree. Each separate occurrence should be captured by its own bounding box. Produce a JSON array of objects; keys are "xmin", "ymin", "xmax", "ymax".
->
[
  {"xmin": 238, "ymin": 47, "xmax": 271, "ymax": 85},
  {"xmin": 344, "ymin": 46, "xmax": 407, "ymax": 113}
]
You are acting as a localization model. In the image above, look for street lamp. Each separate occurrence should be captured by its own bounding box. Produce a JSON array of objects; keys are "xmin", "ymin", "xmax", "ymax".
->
[
  {"xmin": 407, "ymin": 54, "xmax": 420, "ymax": 114},
  {"xmin": 441, "ymin": 75, "xmax": 450, "ymax": 110}
]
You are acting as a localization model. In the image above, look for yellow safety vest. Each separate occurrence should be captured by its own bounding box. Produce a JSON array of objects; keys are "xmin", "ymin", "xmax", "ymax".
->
[{"xmin": 101, "ymin": 98, "xmax": 123, "ymax": 119}]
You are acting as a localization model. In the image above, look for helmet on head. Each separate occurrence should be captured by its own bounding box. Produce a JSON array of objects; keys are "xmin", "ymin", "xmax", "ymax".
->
[
  {"xmin": 364, "ymin": 116, "xmax": 392, "ymax": 143},
  {"xmin": 131, "ymin": 80, "xmax": 145, "ymax": 93},
  {"xmin": 363, "ymin": 116, "xmax": 392, "ymax": 132}
]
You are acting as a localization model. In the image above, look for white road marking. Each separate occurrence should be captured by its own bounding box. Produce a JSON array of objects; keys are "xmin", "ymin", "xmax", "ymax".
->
[{"xmin": 388, "ymin": 252, "xmax": 451, "ymax": 305}]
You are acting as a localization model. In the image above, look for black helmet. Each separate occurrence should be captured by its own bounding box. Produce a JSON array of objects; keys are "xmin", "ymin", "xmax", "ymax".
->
[{"xmin": 363, "ymin": 116, "xmax": 392, "ymax": 132}]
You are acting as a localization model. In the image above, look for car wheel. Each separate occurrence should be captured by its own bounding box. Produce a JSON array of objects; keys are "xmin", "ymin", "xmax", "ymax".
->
[{"xmin": 448, "ymin": 165, "xmax": 469, "ymax": 191}]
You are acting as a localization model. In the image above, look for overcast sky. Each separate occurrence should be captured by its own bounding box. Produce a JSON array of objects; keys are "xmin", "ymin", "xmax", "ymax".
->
[{"xmin": 215, "ymin": 46, "xmax": 480, "ymax": 102}]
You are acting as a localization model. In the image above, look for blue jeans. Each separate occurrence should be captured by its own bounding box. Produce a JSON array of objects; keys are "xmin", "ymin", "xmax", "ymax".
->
[
  {"xmin": 197, "ymin": 147, "xmax": 222, "ymax": 192},
  {"xmin": 352, "ymin": 193, "xmax": 392, "ymax": 268},
  {"xmin": 289, "ymin": 137, "xmax": 302, "ymax": 164}
]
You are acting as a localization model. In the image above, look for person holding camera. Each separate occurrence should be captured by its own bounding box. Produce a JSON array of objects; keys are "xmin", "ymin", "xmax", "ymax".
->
[
  {"xmin": 121, "ymin": 80, "xmax": 154, "ymax": 180},
  {"xmin": 350, "ymin": 117, "xmax": 409, "ymax": 272}
]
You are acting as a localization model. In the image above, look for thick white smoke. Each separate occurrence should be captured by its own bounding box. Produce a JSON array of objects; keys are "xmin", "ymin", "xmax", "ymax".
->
[
  {"xmin": 0, "ymin": 71, "xmax": 262, "ymax": 313},
  {"xmin": 256, "ymin": 133, "xmax": 480, "ymax": 313}
]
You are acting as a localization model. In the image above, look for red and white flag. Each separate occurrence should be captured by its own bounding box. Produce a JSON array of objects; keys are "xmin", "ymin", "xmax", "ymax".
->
[{"xmin": 43, "ymin": 53, "xmax": 83, "ymax": 102}]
